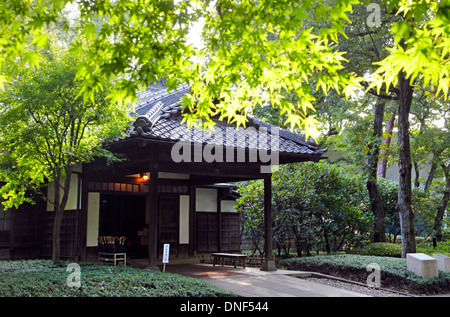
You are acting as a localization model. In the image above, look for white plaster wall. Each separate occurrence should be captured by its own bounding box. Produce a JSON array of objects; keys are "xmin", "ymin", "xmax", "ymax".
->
[
  {"xmin": 46, "ymin": 165, "xmax": 82, "ymax": 211},
  {"xmin": 195, "ymin": 188, "xmax": 217, "ymax": 212},
  {"xmin": 325, "ymin": 147, "xmax": 434, "ymax": 186},
  {"xmin": 179, "ymin": 195, "xmax": 189, "ymax": 244},
  {"xmin": 86, "ymin": 192, "xmax": 100, "ymax": 247},
  {"xmin": 221, "ymin": 200, "xmax": 237, "ymax": 212}
]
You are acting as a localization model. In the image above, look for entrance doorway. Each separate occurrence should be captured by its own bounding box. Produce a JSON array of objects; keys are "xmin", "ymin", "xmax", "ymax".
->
[
  {"xmin": 99, "ymin": 194, "xmax": 146, "ymax": 257},
  {"xmin": 158, "ymin": 195, "xmax": 179, "ymax": 257}
]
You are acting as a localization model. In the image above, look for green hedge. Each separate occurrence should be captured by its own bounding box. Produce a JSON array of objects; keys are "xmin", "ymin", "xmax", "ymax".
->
[
  {"xmin": 280, "ymin": 254, "xmax": 450, "ymax": 295},
  {"xmin": 346, "ymin": 242, "xmax": 402, "ymax": 257},
  {"xmin": 417, "ymin": 240, "xmax": 450, "ymax": 257},
  {"xmin": 347, "ymin": 241, "xmax": 450, "ymax": 258},
  {"xmin": 0, "ymin": 260, "xmax": 236, "ymax": 297}
]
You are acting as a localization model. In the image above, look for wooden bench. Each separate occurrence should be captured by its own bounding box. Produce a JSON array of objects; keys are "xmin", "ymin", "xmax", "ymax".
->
[
  {"xmin": 98, "ymin": 252, "xmax": 127, "ymax": 266},
  {"xmin": 212, "ymin": 253, "xmax": 248, "ymax": 268},
  {"xmin": 244, "ymin": 253, "xmax": 276, "ymax": 267}
]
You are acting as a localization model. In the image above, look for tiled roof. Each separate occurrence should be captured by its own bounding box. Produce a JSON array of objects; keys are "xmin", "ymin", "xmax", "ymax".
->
[{"xmin": 127, "ymin": 83, "xmax": 326, "ymax": 157}]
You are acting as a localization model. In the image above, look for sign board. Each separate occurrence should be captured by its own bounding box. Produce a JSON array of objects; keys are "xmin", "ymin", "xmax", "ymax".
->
[{"xmin": 162, "ymin": 244, "xmax": 170, "ymax": 264}]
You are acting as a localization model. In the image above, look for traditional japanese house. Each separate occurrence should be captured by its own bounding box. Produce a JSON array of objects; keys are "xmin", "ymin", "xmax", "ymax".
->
[{"xmin": 0, "ymin": 82, "xmax": 326, "ymax": 270}]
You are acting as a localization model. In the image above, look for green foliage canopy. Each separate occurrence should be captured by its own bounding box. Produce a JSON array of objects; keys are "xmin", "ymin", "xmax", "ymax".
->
[
  {"xmin": 1, "ymin": 0, "xmax": 449, "ymax": 139},
  {"xmin": 377, "ymin": 178, "xmax": 441, "ymax": 240},
  {"xmin": 0, "ymin": 37, "xmax": 130, "ymax": 208},
  {"xmin": 370, "ymin": 0, "xmax": 450, "ymax": 99},
  {"xmin": 0, "ymin": 0, "xmax": 363, "ymax": 141}
]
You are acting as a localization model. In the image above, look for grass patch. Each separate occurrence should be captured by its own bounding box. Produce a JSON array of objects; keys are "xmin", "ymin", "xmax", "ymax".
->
[
  {"xmin": 0, "ymin": 260, "xmax": 236, "ymax": 297},
  {"xmin": 280, "ymin": 254, "xmax": 450, "ymax": 295}
]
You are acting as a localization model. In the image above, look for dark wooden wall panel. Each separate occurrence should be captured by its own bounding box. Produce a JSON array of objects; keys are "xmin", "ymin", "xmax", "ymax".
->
[
  {"xmin": 196, "ymin": 212, "xmax": 240, "ymax": 253},
  {"xmin": 41, "ymin": 210, "xmax": 83, "ymax": 258},
  {"xmin": 196, "ymin": 213, "xmax": 218, "ymax": 252}
]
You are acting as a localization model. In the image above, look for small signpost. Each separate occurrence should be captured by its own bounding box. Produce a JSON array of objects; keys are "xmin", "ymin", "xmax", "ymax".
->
[{"xmin": 162, "ymin": 243, "xmax": 170, "ymax": 272}]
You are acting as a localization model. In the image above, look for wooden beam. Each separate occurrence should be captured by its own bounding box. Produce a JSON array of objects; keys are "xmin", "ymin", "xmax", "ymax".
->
[
  {"xmin": 86, "ymin": 159, "xmax": 266, "ymax": 183},
  {"xmin": 88, "ymin": 137, "xmax": 325, "ymax": 178}
]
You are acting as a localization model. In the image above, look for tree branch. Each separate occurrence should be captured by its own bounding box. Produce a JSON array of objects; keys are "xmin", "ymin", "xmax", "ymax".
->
[{"xmin": 360, "ymin": 81, "xmax": 399, "ymax": 100}]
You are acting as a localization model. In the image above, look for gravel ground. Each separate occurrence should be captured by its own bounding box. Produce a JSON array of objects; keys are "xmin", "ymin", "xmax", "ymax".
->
[{"xmin": 306, "ymin": 277, "xmax": 412, "ymax": 297}]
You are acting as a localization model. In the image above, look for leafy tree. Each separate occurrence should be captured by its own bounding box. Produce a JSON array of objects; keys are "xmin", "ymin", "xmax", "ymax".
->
[
  {"xmin": 0, "ymin": 0, "xmax": 363, "ymax": 138},
  {"xmin": 368, "ymin": 0, "xmax": 450, "ymax": 257},
  {"xmin": 236, "ymin": 162, "xmax": 372, "ymax": 256},
  {"xmin": 321, "ymin": 0, "xmax": 450, "ymax": 255},
  {"xmin": 433, "ymin": 169, "xmax": 450, "ymax": 241},
  {"xmin": 377, "ymin": 111, "xmax": 397, "ymax": 178},
  {"xmin": 237, "ymin": 180, "xmax": 265, "ymax": 255},
  {"xmin": 250, "ymin": 2, "xmax": 396, "ymax": 245},
  {"xmin": 408, "ymin": 92, "xmax": 450, "ymax": 241},
  {"xmin": 378, "ymin": 178, "xmax": 441, "ymax": 241},
  {"xmin": 1, "ymin": 0, "xmax": 450, "ymax": 258},
  {"xmin": 0, "ymin": 37, "xmax": 130, "ymax": 261},
  {"xmin": 378, "ymin": 179, "xmax": 402, "ymax": 242}
]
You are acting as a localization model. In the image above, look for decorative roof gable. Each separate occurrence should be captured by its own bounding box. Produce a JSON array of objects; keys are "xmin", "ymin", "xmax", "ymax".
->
[{"xmin": 127, "ymin": 83, "xmax": 326, "ymax": 158}]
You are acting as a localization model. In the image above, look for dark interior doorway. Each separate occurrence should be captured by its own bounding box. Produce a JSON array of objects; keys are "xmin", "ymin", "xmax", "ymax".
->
[{"xmin": 100, "ymin": 194, "xmax": 146, "ymax": 257}]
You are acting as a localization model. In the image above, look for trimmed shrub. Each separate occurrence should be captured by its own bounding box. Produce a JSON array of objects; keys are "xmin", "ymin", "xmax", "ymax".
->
[
  {"xmin": 346, "ymin": 242, "xmax": 402, "ymax": 257},
  {"xmin": 280, "ymin": 254, "xmax": 450, "ymax": 295},
  {"xmin": 0, "ymin": 260, "xmax": 236, "ymax": 297},
  {"xmin": 417, "ymin": 240, "xmax": 450, "ymax": 257},
  {"xmin": 237, "ymin": 162, "xmax": 372, "ymax": 257}
]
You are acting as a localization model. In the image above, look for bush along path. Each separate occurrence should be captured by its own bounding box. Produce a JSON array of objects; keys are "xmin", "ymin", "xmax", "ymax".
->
[
  {"xmin": 0, "ymin": 260, "xmax": 236, "ymax": 297},
  {"xmin": 280, "ymin": 254, "xmax": 450, "ymax": 296}
]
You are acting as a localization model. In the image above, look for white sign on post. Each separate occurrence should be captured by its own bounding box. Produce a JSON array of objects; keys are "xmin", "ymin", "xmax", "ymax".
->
[{"xmin": 162, "ymin": 243, "xmax": 170, "ymax": 272}]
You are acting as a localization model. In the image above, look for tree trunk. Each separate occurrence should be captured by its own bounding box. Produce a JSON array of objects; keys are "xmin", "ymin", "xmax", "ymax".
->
[
  {"xmin": 397, "ymin": 71, "xmax": 416, "ymax": 258},
  {"xmin": 323, "ymin": 227, "xmax": 331, "ymax": 254},
  {"xmin": 377, "ymin": 113, "xmax": 396, "ymax": 178},
  {"xmin": 51, "ymin": 167, "xmax": 73, "ymax": 262},
  {"xmin": 292, "ymin": 225, "xmax": 303, "ymax": 257},
  {"xmin": 434, "ymin": 164, "xmax": 450, "ymax": 241},
  {"xmin": 413, "ymin": 161, "xmax": 420, "ymax": 188},
  {"xmin": 52, "ymin": 177, "xmax": 63, "ymax": 262},
  {"xmin": 424, "ymin": 160, "xmax": 438, "ymax": 193},
  {"xmin": 367, "ymin": 97, "xmax": 386, "ymax": 242}
]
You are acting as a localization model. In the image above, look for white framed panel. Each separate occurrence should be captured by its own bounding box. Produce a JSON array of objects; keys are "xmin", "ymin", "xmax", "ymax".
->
[
  {"xmin": 86, "ymin": 192, "xmax": 100, "ymax": 247},
  {"xmin": 179, "ymin": 195, "xmax": 190, "ymax": 244},
  {"xmin": 221, "ymin": 200, "xmax": 237, "ymax": 212},
  {"xmin": 195, "ymin": 188, "xmax": 218, "ymax": 212}
]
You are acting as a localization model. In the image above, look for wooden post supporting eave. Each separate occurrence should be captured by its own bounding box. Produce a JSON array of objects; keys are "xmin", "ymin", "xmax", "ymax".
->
[
  {"xmin": 79, "ymin": 166, "xmax": 89, "ymax": 261},
  {"xmin": 147, "ymin": 164, "xmax": 159, "ymax": 270},
  {"xmin": 261, "ymin": 175, "xmax": 276, "ymax": 271},
  {"xmin": 189, "ymin": 184, "xmax": 195, "ymax": 257},
  {"xmin": 217, "ymin": 190, "xmax": 222, "ymax": 253}
]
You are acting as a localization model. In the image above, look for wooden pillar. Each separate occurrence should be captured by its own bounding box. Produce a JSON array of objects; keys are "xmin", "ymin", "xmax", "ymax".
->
[
  {"xmin": 261, "ymin": 175, "xmax": 276, "ymax": 271},
  {"xmin": 189, "ymin": 185, "xmax": 195, "ymax": 256},
  {"xmin": 217, "ymin": 189, "xmax": 222, "ymax": 252},
  {"xmin": 79, "ymin": 166, "xmax": 88, "ymax": 261},
  {"xmin": 147, "ymin": 164, "xmax": 159, "ymax": 270}
]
